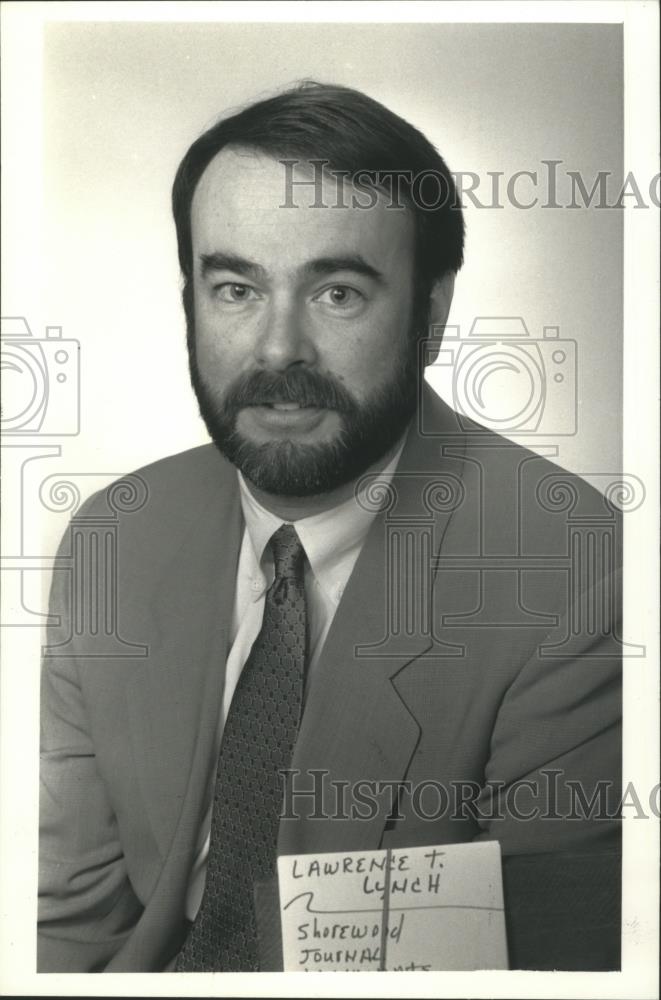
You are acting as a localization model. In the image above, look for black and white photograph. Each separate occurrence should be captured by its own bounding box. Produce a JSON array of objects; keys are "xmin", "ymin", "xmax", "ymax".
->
[{"xmin": 0, "ymin": 1, "xmax": 658, "ymax": 997}]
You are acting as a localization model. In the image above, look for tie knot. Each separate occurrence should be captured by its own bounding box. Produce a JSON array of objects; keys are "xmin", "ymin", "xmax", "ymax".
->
[{"xmin": 269, "ymin": 524, "xmax": 305, "ymax": 581}]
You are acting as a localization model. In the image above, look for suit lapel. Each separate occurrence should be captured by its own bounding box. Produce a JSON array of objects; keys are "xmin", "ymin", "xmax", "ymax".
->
[
  {"xmin": 125, "ymin": 391, "xmax": 467, "ymax": 862},
  {"xmin": 127, "ymin": 464, "xmax": 243, "ymax": 859},
  {"xmin": 280, "ymin": 390, "xmax": 468, "ymax": 856}
]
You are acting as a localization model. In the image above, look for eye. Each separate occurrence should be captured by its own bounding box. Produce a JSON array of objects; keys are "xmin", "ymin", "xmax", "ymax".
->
[
  {"xmin": 213, "ymin": 283, "xmax": 259, "ymax": 303},
  {"xmin": 315, "ymin": 285, "xmax": 363, "ymax": 308}
]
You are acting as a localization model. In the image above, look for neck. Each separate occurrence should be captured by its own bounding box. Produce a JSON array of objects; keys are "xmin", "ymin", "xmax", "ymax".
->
[{"xmin": 242, "ymin": 434, "xmax": 406, "ymax": 521}]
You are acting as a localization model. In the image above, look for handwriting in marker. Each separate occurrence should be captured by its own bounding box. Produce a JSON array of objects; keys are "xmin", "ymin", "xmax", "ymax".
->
[{"xmin": 278, "ymin": 842, "xmax": 508, "ymax": 972}]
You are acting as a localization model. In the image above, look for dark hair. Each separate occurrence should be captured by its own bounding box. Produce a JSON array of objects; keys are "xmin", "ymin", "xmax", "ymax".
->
[{"xmin": 172, "ymin": 81, "xmax": 464, "ymax": 321}]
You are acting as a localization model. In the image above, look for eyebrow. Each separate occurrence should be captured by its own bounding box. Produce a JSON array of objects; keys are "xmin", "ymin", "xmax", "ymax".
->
[
  {"xmin": 199, "ymin": 251, "xmax": 385, "ymax": 284},
  {"xmin": 305, "ymin": 255, "xmax": 385, "ymax": 284},
  {"xmin": 199, "ymin": 253, "xmax": 266, "ymax": 281}
]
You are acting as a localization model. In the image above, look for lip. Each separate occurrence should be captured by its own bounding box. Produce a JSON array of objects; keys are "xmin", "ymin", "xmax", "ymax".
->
[{"xmin": 244, "ymin": 404, "xmax": 328, "ymax": 432}]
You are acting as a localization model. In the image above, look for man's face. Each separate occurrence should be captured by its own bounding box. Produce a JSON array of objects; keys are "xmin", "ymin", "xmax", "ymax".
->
[{"xmin": 188, "ymin": 146, "xmax": 422, "ymax": 496}]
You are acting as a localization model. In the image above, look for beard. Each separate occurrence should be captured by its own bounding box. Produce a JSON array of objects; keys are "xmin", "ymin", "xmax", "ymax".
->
[{"xmin": 187, "ymin": 319, "xmax": 422, "ymax": 498}]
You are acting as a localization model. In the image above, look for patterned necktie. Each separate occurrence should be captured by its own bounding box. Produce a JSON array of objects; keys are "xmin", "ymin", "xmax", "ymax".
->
[{"xmin": 176, "ymin": 523, "xmax": 308, "ymax": 971}]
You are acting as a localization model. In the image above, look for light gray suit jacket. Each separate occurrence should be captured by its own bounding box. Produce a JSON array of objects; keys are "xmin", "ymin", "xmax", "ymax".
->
[{"xmin": 38, "ymin": 389, "xmax": 622, "ymax": 971}]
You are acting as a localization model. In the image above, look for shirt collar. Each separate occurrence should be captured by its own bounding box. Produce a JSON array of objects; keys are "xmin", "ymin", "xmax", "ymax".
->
[{"xmin": 237, "ymin": 437, "xmax": 407, "ymax": 604}]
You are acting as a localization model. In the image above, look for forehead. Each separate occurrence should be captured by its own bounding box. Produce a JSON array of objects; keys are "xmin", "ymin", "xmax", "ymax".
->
[{"xmin": 190, "ymin": 146, "xmax": 415, "ymax": 275}]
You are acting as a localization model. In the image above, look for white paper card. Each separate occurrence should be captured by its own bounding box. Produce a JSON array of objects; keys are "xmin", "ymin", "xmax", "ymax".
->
[{"xmin": 277, "ymin": 840, "xmax": 508, "ymax": 971}]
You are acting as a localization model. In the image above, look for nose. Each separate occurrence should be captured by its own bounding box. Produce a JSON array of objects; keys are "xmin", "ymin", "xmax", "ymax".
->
[{"xmin": 254, "ymin": 293, "xmax": 317, "ymax": 371}]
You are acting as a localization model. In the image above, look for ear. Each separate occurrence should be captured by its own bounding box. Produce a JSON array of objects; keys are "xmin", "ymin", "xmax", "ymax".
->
[{"xmin": 424, "ymin": 271, "xmax": 455, "ymax": 366}]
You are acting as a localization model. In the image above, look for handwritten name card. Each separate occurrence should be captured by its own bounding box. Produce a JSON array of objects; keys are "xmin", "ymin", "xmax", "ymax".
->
[{"xmin": 277, "ymin": 841, "xmax": 507, "ymax": 971}]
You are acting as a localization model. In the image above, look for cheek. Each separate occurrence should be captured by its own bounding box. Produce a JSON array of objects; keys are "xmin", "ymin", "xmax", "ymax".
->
[
  {"xmin": 193, "ymin": 295, "xmax": 247, "ymax": 369},
  {"xmin": 330, "ymin": 316, "xmax": 407, "ymax": 388},
  {"xmin": 192, "ymin": 322, "xmax": 237, "ymax": 395}
]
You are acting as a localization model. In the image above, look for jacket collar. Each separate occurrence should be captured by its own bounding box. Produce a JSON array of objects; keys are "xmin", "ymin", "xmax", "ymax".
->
[
  {"xmin": 129, "ymin": 388, "xmax": 468, "ymax": 860},
  {"xmin": 279, "ymin": 388, "xmax": 468, "ymax": 854}
]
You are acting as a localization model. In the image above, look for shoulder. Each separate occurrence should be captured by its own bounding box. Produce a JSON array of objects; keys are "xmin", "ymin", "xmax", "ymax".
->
[
  {"xmin": 421, "ymin": 388, "xmax": 614, "ymax": 513},
  {"xmin": 114, "ymin": 442, "xmax": 230, "ymax": 496},
  {"xmin": 83, "ymin": 443, "xmax": 233, "ymax": 518},
  {"xmin": 69, "ymin": 444, "xmax": 239, "ymax": 567},
  {"xmin": 416, "ymin": 390, "xmax": 621, "ymax": 559}
]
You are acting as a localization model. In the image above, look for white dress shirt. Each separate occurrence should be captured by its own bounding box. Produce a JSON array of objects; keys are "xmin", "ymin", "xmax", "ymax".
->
[{"xmin": 184, "ymin": 442, "xmax": 405, "ymax": 920}]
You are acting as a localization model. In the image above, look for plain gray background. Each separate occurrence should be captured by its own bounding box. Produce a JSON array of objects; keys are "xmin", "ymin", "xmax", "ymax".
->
[{"xmin": 37, "ymin": 20, "xmax": 623, "ymax": 554}]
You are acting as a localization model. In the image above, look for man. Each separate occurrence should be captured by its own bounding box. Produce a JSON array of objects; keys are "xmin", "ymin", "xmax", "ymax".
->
[{"xmin": 38, "ymin": 82, "xmax": 621, "ymax": 973}]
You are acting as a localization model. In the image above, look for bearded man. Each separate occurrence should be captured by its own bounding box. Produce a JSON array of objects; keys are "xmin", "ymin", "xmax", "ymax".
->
[{"xmin": 38, "ymin": 82, "xmax": 622, "ymax": 974}]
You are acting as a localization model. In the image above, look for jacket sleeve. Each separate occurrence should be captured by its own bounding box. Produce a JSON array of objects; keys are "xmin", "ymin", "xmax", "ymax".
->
[
  {"xmin": 38, "ymin": 521, "xmax": 143, "ymax": 972},
  {"xmin": 470, "ymin": 565, "xmax": 623, "ymax": 971},
  {"xmin": 473, "ymin": 567, "xmax": 622, "ymax": 854}
]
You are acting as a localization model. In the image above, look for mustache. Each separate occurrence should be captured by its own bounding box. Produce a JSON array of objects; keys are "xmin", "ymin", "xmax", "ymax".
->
[{"xmin": 222, "ymin": 368, "xmax": 356, "ymax": 413}]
